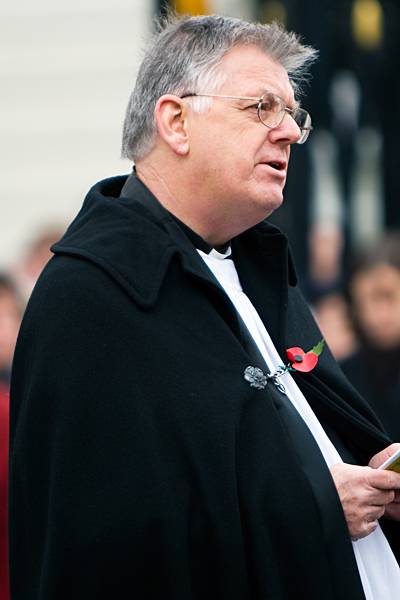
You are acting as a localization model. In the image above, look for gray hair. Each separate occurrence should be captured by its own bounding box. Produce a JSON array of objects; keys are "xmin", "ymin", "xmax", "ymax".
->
[{"xmin": 121, "ymin": 13, "xmax": 317, "ymax": 161}]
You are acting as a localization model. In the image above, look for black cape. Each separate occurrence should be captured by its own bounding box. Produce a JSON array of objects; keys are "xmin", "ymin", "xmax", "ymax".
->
[{"xmin": 9, "ymin": 175, "xmax": 399, "ymax": 599}]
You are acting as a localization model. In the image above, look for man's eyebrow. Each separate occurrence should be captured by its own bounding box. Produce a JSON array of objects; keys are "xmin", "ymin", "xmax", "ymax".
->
[{"xmin": 254, "ymin": 90, "xmax": 301, "ymax": 110}]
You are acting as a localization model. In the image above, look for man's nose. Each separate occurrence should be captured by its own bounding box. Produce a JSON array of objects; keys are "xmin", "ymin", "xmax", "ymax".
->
[{"xmin": 268, "ymin": 112, "xmax": 302, "ymax": 145}]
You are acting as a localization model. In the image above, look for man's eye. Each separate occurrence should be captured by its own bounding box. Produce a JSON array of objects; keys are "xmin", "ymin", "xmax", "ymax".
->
[
  {"xmin": 260, "ymin": 99, "xmax": 278, "ymax": 112},
  {"xmin": 245, "ymin": 102, "xmax": 259, "ymax": 111}
]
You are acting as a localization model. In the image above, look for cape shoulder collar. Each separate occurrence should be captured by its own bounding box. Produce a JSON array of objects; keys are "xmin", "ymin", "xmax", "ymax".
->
[{"xmin": 52, "ymin": 174, "xmax": 296, "ymax": 309}]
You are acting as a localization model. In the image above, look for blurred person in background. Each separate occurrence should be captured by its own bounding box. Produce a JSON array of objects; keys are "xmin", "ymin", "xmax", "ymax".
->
[
  {"xmin": 312, "ymin": 289, "xmax": 357, "ymax": 363},
  {"xmin": 0, "ymin": 384, "xmax": 10, "ymax": 600},
  {"xmin": 0, "ymin": 275, "xmax": 23, "ymax": 387},
  {"xmin": 11, "ymin": 227, "xmax": 64, "ymax": 302},
  {"xmin": 341, "ymin": 233, "xmax": 400, "ymax": 441},
  {"xmin": 306, "ymin": 223, "xmax": 345, "ymax": 300},
  {"xmin": 0, "ymin": 274, "xmax": 23, "ymax": 600}
]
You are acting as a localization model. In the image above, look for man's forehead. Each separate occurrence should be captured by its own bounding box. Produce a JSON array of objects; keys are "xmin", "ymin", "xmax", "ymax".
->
[{"xmin": 220, "ymin": 45, "xmax": 294, "ymax": 99}]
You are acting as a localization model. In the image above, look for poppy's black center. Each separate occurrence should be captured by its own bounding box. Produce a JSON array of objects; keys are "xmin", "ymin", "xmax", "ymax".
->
[{"xmin": 294, "ymin": 354, "xmax": 303, "ymax": 363}]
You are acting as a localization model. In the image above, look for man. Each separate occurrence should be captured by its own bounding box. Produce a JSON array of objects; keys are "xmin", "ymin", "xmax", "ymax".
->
[{"xmin": 9, "ymin": 14, "xmax": 400, "ymax": 600}]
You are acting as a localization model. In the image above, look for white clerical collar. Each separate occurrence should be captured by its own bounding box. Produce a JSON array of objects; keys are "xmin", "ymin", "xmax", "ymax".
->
[{"xmin": 205, "ymin": 246, "xmax": 232, "ymax": 260}]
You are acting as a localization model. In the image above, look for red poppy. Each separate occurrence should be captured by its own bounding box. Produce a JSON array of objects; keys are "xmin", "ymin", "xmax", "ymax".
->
[{"xmin": 286, "ymin": 346, "xmax": 319, "ymax": 372}]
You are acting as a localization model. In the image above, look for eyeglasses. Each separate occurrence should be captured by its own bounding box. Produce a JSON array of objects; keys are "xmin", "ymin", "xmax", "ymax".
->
[{"xmin": 180, "ymin": 91, "xmax": 313, "ymax": 144}]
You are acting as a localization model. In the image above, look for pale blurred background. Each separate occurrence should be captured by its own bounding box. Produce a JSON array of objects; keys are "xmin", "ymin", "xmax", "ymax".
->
[{"xmin": 1, "ymin": 0, "xmax": 151, "ymax": 269}]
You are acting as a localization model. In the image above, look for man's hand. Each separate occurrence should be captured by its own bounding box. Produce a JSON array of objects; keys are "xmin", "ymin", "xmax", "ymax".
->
[
  {"xmin": 369, "ymin": 443, "xmax": 400, "ymax": 521},
  {"xmin": 330, "ymin": 459, "xmax": 400, "ymax": 540}
]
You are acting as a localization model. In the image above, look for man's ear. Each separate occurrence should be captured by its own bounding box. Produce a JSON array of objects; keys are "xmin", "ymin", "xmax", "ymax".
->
[{"xmin": 154, "ymin": 95, "xmax": 190, "ymax": 156}]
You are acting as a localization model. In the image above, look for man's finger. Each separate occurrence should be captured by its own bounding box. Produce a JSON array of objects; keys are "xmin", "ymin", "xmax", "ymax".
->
[
  {"xmin": 369, "ymin": 468, "xmax": 400, "ymax": 490},
  {"xmin": 369, "ymin": 443, "xmax": 400, "ymax": 469},
  {"xmin": 369, "ymin": 489, "xmax": 395, "ymax": 506}
]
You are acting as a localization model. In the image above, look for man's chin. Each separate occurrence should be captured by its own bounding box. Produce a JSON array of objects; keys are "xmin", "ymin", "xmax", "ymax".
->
[{"xmin": 262, "ymin": 191, "xmax": 284, "ymax": 215}]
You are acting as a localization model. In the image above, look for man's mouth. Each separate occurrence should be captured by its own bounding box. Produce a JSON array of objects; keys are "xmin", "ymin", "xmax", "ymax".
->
[
  {"xmin": 257, "ymin": 159, "xmax": 287, "ymax": 178},
  {"xmin": 265, "ymin": 160, "xmax": 285, "ymax": 171}
]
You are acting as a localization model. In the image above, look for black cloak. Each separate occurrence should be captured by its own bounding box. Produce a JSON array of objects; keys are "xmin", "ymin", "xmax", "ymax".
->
[{"xmin": 9, "ymin": 175, "xmax": 399, "ymax": 599}]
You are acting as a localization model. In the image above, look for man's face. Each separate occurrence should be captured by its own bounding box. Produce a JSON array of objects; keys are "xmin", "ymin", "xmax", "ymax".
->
[
  {"xmin": 186, "ymin": 45, "xmax": 302, "ymax": 235},
  {"xmin": 351, "ymin": 264, "xmax": 400, "ymax": 349}
]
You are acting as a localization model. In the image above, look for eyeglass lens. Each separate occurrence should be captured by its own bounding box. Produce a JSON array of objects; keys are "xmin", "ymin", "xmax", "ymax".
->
[
  {"xmin": 258, "ymin": 93, "xmax": 311, "ymax": 144},
  {"xmin": 258, "ymin": 93, "xmax": 285, "ymax": 128}
]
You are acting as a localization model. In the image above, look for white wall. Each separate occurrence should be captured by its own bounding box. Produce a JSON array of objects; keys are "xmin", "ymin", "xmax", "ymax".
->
[{"xmin": 1, "ymin": 0, "xmax": 152, "ymax": 269}]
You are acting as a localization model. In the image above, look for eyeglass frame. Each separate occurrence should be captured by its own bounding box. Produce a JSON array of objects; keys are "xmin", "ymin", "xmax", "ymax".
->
[{"xmin": 180, "ymin": 92, "xmax": 313, "ymax": 144}]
